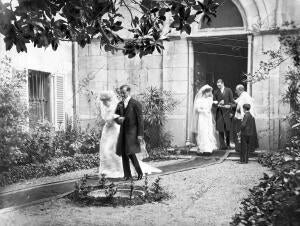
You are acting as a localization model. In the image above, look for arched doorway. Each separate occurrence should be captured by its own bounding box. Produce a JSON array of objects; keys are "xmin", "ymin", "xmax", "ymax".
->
[
  {"xmin": 192, "ymin": 0, "xmax": 248, "ymax": 97},
  {"xmin": 186, "ymin": 0, "xmax": 251, "ymax": 145}
]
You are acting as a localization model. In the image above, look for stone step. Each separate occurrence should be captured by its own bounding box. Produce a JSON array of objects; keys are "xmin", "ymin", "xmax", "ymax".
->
[
  {"xmin": 226, "ymin": 157, "xmax": 258, "ymax": 162},
  {"xmin": 228, "ymin": 149, "xmax": 267, "ymax": 158},
  {"xmin": 167, "ymin": 147, "xmax": 267, "ymax": 159}
]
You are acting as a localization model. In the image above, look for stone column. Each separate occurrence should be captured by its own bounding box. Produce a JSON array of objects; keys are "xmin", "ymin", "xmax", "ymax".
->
[
  {"xmin": 247, "ymin": 34, "xmax": 253, "ymax": 95},
  {"xmin": 185, "ymin": 39, "xmax": 194, "ymax": 146}
]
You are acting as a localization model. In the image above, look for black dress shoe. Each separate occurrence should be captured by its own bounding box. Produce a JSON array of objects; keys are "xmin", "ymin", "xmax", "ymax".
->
[
  {"xmin": 123, "ymin": 176, "xmax": 132, "ymax": 181},
  {"xmin": 137, "ymin": 174, "xmax": 143, "ymax": 180}
]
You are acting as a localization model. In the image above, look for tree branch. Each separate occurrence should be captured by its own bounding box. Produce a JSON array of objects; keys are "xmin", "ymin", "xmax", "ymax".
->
[
  {"xmin": 121, "ymin": 0, "xmax": 135, "ymax": 24},
  {"xmin": 129, "ymin": 0, "xmax": 149, "ymax": 12},
  {"xmin": 98, "ymin": 19, "xmax": 125, "ymax": 51}
]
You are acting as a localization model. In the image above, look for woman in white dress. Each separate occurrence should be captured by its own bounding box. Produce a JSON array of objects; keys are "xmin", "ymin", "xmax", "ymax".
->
[
  {"xmin": 192, "ymin": 85, "xmax": 219, "ymax": 154},
  {"xmin": 98, "ymin": 91, "xmax": 161, "ymax": 178}
]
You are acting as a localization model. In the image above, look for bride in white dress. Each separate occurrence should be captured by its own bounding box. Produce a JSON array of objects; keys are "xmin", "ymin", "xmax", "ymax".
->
[
  {"xmin": 98, "ymin": 91, "xmax": 161, "ymax": 178},
  {"xmin": 192, "ymin": 85, "xmax": 219, "ymax": 154}
]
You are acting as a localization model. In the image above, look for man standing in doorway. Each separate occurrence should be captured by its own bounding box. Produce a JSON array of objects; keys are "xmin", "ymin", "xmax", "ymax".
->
[{"xmin": 213, "ymin": 79, "xmax": 234, "ymax": 149}]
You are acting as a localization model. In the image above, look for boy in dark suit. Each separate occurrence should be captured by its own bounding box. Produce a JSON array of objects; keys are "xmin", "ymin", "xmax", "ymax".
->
[{"xmin": 238, "ymin": 103, "xmax": 258, "ymax": 164}]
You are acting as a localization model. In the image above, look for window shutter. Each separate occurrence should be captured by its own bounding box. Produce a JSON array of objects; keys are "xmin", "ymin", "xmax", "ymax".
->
[{"xmin": 55, "ymin": 74, "xmax": 65, "ymax": 130}]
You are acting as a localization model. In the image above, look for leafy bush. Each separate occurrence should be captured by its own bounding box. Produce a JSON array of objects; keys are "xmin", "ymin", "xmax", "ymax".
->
[
  {"xmin": 0, "ymin": 154, "xmax": 99, "ymax": 187},
  {"xmin": 138, "ymin": 87, "xmax": 178, "ymax": 149},
  {"xmin": 53, "ymin": 117, "xmax": 80, "ymax": 157},
  {"xmin": 0, "ymin": 56, "xmax": 28, "ymax": 171},
  {"xmin": 0, "ymin": 116, "xmax": 102, "ymax": 171},
  {"xmin": 231, "ymin": 149, "xmax": 300, "ymax": 226},
  {"xmin": 53, "ymin": 117, "xmax": 102, "ymax": 156},
  {"xmin": 21, "ymin": 121, "xmax": 56, "ymax": 164}
]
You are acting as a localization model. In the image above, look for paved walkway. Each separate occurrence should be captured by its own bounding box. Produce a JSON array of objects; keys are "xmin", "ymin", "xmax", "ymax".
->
[{"xmin": 0, "ymin": 150, "xmax": 231, "ymax": 211}]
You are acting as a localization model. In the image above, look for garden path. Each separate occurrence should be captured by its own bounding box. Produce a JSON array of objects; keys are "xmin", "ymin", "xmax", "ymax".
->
[
  {"xmin": 0, "ymin": 150, "xmax": 232, "ymax": 212},
  {"xmin": 0, "ymin": 160, "xmax": 269, "ymax": 226}
]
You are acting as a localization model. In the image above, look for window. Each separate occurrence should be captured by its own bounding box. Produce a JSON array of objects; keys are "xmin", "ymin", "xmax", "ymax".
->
[{"xmin": 28, "ymin": 70, "xmax": 51, "ymax": 125}]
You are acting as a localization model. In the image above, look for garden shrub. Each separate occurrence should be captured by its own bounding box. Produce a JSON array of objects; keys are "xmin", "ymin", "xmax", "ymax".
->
[
  {"xmin": 231, "ymin": 147, "xmax": 300, "ymax": 226},
  {"xmin": 0, "ymin": 56, "xmax": 28, "ymax": 172},
  {"xmin": 54, "ymin": 118, "xmax": 102, "ymax": 156},
  {"xmin": 21, "ymin": 121, "xmax": 56, "ymax": 164},
  {"xmin": 0, "ymin": 154, "xmax": 99, "ymax": 187},
  {"xmin": 138, "ymin": 87, "xmax": 178, "ymax": 150},
  {"xmin": 0, "ymin": 115, "xmax": 102, "ymax": 171}
]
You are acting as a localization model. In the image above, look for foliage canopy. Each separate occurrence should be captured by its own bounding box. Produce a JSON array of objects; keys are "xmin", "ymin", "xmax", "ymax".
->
[{"xmin": 0, "ymin": 0, "xmax": 219, "ymax": 58}]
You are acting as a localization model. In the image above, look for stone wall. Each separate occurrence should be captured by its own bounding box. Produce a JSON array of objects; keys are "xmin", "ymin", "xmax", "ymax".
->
[
  {"xmin": 251, "ymin": 34, "xmax": 290, "ymax": 150},
  {"xmin": 76, "ymin": 34, "xmax": 293, "ymax": 150},
  {"xmin": 77, "ymin": 39, "xmax": 189, "ymax": 146},
  {"xmin": 162, "ymin": 40, "xmax": 189, "ymax": 146}
]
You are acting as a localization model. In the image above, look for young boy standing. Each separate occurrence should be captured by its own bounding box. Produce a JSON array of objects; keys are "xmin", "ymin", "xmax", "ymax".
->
[{"xmin": 238, "ymin": 103, "xmax": 258, "ymax": 164}]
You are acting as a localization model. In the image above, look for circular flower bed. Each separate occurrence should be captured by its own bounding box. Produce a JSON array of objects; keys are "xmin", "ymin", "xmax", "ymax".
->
[{"xmin": 66, "ymin": 174, "xmax": 171, "ymax": 207}]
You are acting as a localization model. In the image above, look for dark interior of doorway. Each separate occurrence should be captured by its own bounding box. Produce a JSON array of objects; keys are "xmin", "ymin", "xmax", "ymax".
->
[{"xmin": 192, "ymin": 35, "xmax": 248, "ymax": 98}]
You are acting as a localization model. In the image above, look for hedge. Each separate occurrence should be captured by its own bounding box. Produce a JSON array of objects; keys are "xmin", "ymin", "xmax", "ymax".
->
[{"xmin": 0, "ymin": 154, "xmax": 99, "ymax": 187}]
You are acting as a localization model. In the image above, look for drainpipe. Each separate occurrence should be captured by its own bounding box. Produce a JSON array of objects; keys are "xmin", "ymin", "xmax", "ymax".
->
[
  {"xmin": 72, "ymin": 42, "xmax": 78, "ymax": 126},
  {"xmin": 185, "ymin": 39, "xmax": 194, "ymax": 147},
  {"xmin": 160, "ymin": 41, "xmax": 164, "ymax": 91}
]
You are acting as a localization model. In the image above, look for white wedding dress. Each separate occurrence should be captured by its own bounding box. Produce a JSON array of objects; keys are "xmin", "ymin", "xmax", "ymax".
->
[
  {"xmin": 192, "ymin": 85, "xmax": 219, "ymax": 153},
  {"xmin": 98, "ymin": 91, "xmax": 161, "ymax": 178}
]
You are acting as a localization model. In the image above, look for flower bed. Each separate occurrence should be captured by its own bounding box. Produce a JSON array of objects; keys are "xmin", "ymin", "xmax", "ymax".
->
[
  {"xmin": 66, "ymin": 175, "xmax": 171, "ymax": 207},
  {"xmin": 0, "ymin": 154, "xmax": 99, "ymax": 187}
]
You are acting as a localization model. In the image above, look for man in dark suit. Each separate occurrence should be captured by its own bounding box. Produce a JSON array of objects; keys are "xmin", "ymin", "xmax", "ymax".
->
[
  {"xmin": 213, "ymin": 79, "xmax": 234, "ymax": 149},
  {"xmin": 115, "ymin": 85, "xmax": 143, "ymax": 180},
  {"xmin": 239, "ymin": 104, "xmax": 259, "ymax": 163}
]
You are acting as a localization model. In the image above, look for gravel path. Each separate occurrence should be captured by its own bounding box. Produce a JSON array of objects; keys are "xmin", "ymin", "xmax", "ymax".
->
[
  {"xmin": 0, "ymin": 158, "xmax": 189, "ymax": 195},
  {"xmin": 0, "ymin": 160, "xmax": 269, "ymax": 226}
]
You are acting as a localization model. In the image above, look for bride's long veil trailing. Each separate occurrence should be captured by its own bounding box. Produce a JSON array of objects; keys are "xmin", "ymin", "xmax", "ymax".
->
[
  {"xmin": 191, "ymin": 84, "xmax": 219, "ymax": 148},
  {"xmin": 97, "ymin": 90, "xmax": 125, "ymax": 178},
  {"xmin": 191, "ymin": 85, "xmax": 211, "ymax": 134},
  {"xmin": 99, "ymin": 91, "xmax": 119, "ymax": 121}
]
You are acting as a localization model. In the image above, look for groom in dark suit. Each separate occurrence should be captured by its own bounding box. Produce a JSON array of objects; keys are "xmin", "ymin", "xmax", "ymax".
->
[
  {"xmin": 115, "ymin": 85, "xmax": 143, "ymax": 181},
  {"xmin": 213, "ymin": 79, "xmax": 234, "ymax": 149}
]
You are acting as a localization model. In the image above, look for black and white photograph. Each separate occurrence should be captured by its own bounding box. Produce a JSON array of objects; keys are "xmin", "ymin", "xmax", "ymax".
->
[{"xmin": 0, "ymin": 0, "xmax": 299, "ymax": 225}]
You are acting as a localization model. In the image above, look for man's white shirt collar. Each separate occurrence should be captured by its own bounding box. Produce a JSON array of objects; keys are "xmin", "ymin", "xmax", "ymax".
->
[
  {"xmin": 221, "ymin": 86, "xmax": 225, "ymax": 93},
  {"xmin": 124, "ymin": 96, "xmax": 131, "ymax": 108}
]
